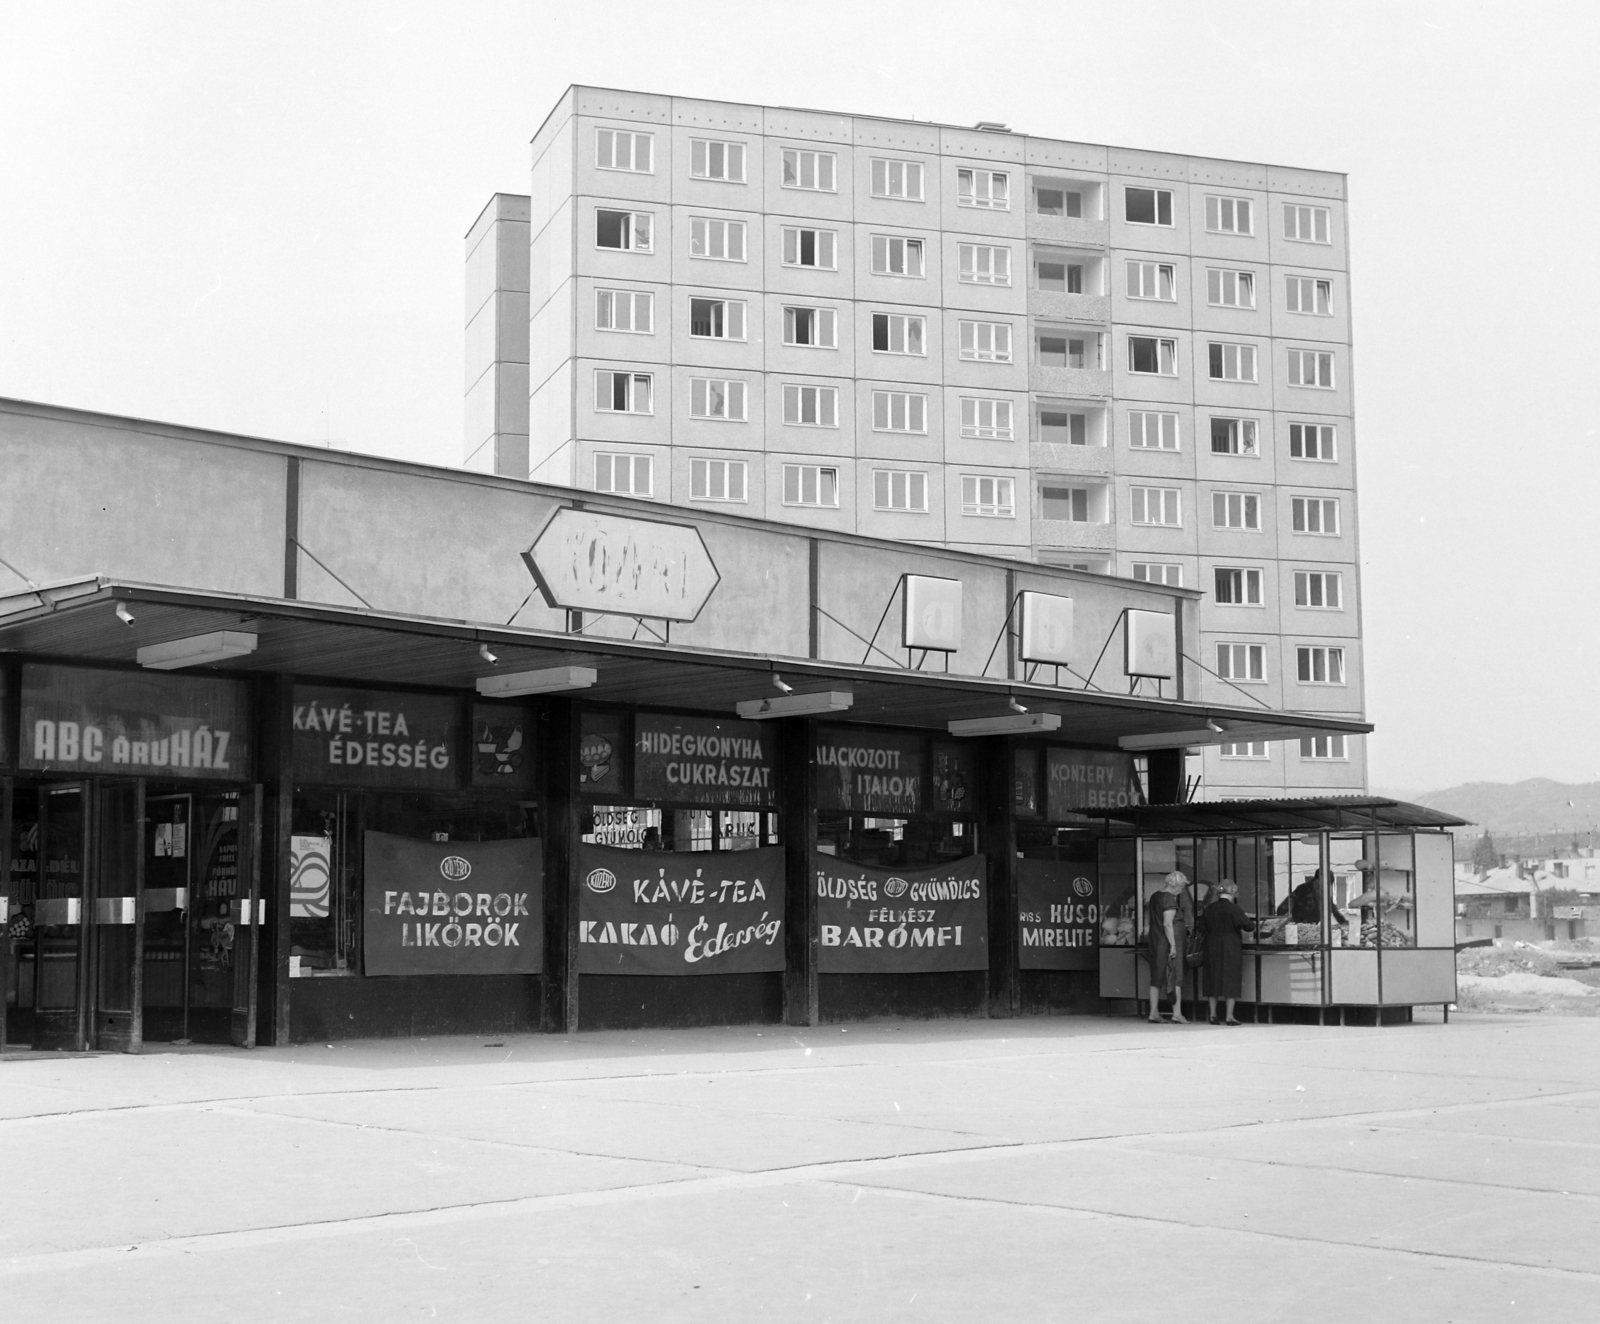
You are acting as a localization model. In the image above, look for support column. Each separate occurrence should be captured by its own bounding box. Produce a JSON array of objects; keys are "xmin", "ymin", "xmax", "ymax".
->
[
  {"xmin": 983, "ymin": 736, "xmax": 1019, "ymax": 1018},
  {"xmin": 781, "ymin": 715, "xmax": 817, "ymax": 1027}
]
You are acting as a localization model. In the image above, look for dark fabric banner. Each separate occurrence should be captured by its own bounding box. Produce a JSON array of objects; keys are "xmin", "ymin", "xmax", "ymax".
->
[
  {"xmin": 363, "ymin": 831, "xmax": 543, "ymax": 976},
  {"xmin": 294, "ymin": 685, "xmax": 460, "ymax": 789},
  {"xmin": 1016, "ymin": 858, "xmax": 1100, "ymax": 970},
  {"xmin": 633, "ymin": 713, "xmax": 777, "ymax": 808},
  {"xmin": 814, "ymin": 854, "xmax": 987, "ymax": 973},
  {"xmin": 576, "ymin": 843, "xmax": 785, "ymax": 975},
  {"xmin": 1045, "ymin": 748, "xmax": 1144, "ymax": 818}
]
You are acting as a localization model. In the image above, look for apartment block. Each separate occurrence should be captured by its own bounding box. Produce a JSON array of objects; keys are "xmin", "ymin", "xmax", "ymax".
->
[{"xmin": 465, "ymin": 86, "xmax": 1364, "ymax": 800}]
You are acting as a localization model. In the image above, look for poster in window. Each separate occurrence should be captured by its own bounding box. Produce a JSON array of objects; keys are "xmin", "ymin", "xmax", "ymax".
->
[
  {"xmin": 290, "ymin": 835, "xmax": 331, "ymax": 918},
  {"xmin": 1044, "ymin": 748, "xmax": 1143, "ymax": 818},
  {"xmin": 292, "ymin": 685, "xmax": 460, "ymax": 789},
  {"xmin": 579, "ymin": 710, "xmax": 626, "ymax": 796},
  {"xmin": 1013, "ymin": 748, "xmax": 1041, "ymax": 819},
  {"xmin": 930, "ymin": 742, "xmax": 975, "ymax": 815},
  {"xmin": 575, "ymin": 842, "xmax": 785, "ymax": 975},
  {"xmin": 815, "ymin": 727, "xmax": 926, "ymax": 814},
  {"xmin": 813, "ymin": 853, "xmax": 987, "ymax": 973},
  {"xmin": 471, "ymin": 701, "xmax": 535, "ymax": 790},
  {"xmin": 363, "ymin": 831, "xmax": 543, "ymax": 976},
  {"xmin": 632, "ymin": 713, "xmax": 776, "ymax": 808},
  {"xmin": 1017, "ymin": 858, "xmax": 1099, "ymax": 970}
]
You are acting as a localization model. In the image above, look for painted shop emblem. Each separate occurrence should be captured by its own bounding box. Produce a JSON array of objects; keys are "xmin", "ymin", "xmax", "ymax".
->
[
  {"xmin": 883, "ymin": 876, "xmax": 909, "ymax": 899},
  {"xmin": 439, "ymin": 856, "xmax": 473, "ymax": 882},
  {"xmin": 1072, "ymin": 876, "xmax": 1093, "ymax": 897},
  {"xmin": 586, "ymin": 868, "xmax": 617, "ymax": 895}
]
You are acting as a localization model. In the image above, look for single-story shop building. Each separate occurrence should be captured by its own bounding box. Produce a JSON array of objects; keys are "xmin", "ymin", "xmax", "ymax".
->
[{"xmin": 0, "ymin": 398, "xmax": 1463, "ymax": 1049}]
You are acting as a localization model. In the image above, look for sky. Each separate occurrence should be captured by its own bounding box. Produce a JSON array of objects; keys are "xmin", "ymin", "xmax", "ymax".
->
[{"xmin": 2, "ymin": 0, "xmax": 1596, "ymax": 791}]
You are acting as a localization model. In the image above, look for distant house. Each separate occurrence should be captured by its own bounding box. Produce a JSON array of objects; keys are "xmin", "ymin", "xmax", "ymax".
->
[{"xmin": 1456, "ymin": 851, "xmax": 1600, "ymax": 942}]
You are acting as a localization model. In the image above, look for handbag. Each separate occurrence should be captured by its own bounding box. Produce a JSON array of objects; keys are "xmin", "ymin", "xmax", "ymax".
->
[{"xmin": 1184, "ymin": 917, "xmax": 1206, "ymax": 968}]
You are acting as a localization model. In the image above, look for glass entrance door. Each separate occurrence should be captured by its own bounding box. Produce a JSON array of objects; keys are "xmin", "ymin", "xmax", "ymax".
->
[
  {"xmin": 142, "ymin": 793, "xmax": 193, "ymax": 1042},
  {"xmin": 94, "ymin": 780, "xmax": 145, "ymax": 1052},
  {"xmin": 7, "ymin": 783, "xmax": 93, "ymax": 1051}
]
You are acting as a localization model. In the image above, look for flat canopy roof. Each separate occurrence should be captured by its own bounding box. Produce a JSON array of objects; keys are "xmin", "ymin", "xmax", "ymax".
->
[
  {"xmin": 1088, "ymin": 797, "xmax": 1470, "ymax": 835},
  {"xmin": 0, "ymin": 579, "xmax": 1372, "ymax": 751}
]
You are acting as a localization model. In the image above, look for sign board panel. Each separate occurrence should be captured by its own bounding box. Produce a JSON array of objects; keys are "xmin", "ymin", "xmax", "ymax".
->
[
  {"xmin": 815, "ymin": 727, "xmax": 926, "ymax": 815},
  {"xmin": 470, "ymin": 701, "xmax": 535, "ymax": 789},
  {"xmin": 633, "ymin": 713, "xmax": 777, "ymax": 808},
  {"xmin": 1045, "ymin": 749, "xmax": 1144, "ymax": 818},
  {"xmin": 902, "ymin": 575, "xmax": 963, "ymax": 652},
  {"xmin": 578, "ymin": 710, "xmax": 627, "ymax": 795},
  {"xmin": 525, "ymin": 508, "xmax": 720, "ymax": 622},
  {"xmin": 814, "ymin": 854, "xmax": 987, "ymax": 973},
  {"xmin": 20, "ymin": 663, "xmax": 251, "ymax": 780},
  {"xmin": 1017, "ymin": 859, "xmax": 1099, "ymax": 970},
  {"xmin": 1124, "ymin": 609, "xmax": 1176, "ymax": 679},
  {"xmin": 293, "ymin": 685, "xmax": 459, "ymax": 789},
  {"xmin": 575, "ymin": 843, "xmax": 785, "ymax": 975},
  {"xmin": 1019, "ymin": 592, "xmax": 1074, "ymax": 666},
  {"xmin": 363, "ymin": 831, "xmax": 542, "ymax": 976}
]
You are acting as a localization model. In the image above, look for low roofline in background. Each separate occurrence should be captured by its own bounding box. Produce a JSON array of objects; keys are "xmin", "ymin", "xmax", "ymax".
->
[
  {"xmin": 1086, "ymin": 796, "xmax": 1469, "ymax": 834},
  {"xmin": 0, "ymin": 395, "xmax": 1191, "ymax": 596},
  {"xmin": 535, "ymin": 83, "xmax": 1349, "ymax": 182}
]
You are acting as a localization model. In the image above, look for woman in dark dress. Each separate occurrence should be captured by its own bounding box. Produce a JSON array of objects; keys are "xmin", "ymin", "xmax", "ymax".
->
[
  {"xmin": 1146, "ymin": 871, "xmax": 1190, "ymax": 1024},
  {"xmin": 1201, "ymin": 880, "xmax": 1255, "ymax": 1025}
]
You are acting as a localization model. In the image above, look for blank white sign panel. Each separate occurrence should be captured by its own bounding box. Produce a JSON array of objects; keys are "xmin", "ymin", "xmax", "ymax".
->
[
  {"xmin": 902, "ymin": 575, "xmax": 963, "ymax": 652},
  {"xmin": 1124, "ymin": 609, "xmax": 1176, "ymax": 678},
  {"xmin": 1019, "ymin": 592, "xmax": 1073, "ymax": 665}
]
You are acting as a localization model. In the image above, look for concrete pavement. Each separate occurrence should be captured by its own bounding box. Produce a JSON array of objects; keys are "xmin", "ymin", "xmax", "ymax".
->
[{"xmin": 2, "ymin": 1012, "xmax": 1598, "ymax": 1322}]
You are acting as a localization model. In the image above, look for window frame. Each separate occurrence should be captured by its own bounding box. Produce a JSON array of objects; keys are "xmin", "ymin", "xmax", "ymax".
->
[
  {"xmin": 1287, "ymin": 348, "xmax": 1336, "ymax": 389},
  {"xmin": 1289, "ymin": 422, "xmax": 1338, "ymax": 462},
  {"xmin": 871, "ymin": 311, "xmax": 927, "ymax": 356},
  {"xmin": 1211, "ymin": 490, "xmax": 1262, "ymax": 532},
  {"xmin": 1296, "ymin": 645, "xmax": 1347, "ymax": 686},
  {"xmin": 1299, "ymin": 734, "xmax": 1349, "ymax": 761},
  {"xmin": 1204, "ymin": 195, "xmax": 1254, "ymax": 236},
  {"xmin": 780, "ymin": 226, "xmax": 838, "ymax": 271},
  {"xmin": 1220, "ymin": 740, "xmax": 1270, "ymax": 760},
  {"xmin": 870, "ymin": 234, "xmax": 926, "ymax": 278},
  {"xmin": 1209, "ymin": 417, "xmax": 1260, "ymax": 457},
  {"xmin": 593, "ymin": 369, "xmax": 653, "ymax": 415},
  {"xmin": 689, "ymin": 138, "xmax": 747, "ymax": 184},
  {"xmin": 961, "ymin": 473, "xmax": 1016, "ymax": 518},
  {"xmin": 690, "ymin": 456, "xmax": 748, "ymax": 503},
  {"xmin": 1283, "ymin": 203, "xmax": 1332, "ymax": 245},
  {"xmin": 957, "ymin": 168, "xmax": 1010, "ymax": 210},
  {"xmin": 595, "ymin": 127, "xmax": 653, "ymax": 174},
  {"xmin": 1126, "ymin": 260, "xmax": 1177, "ymax": 302},
  {"xmin": 593, "ymin": 450, "xmax": 654, "ymax": 496},
  {"xmin": 689, "ymin": 377, "xmax": 748, "ymax": 423},
  {"xmin": 869, "ymin": 157, "xmax": 925, "ymax": 201},
  {"xmin": 689, "ymin": 216, "xmax": 748, "ymax": 263},
  {"xmin": 1124, "ymin": 186, "xmax": 1174, "ymax": 227},
  {"xmin": 960, "ymin": 396, "xmax": 1014, "ymax": 440},
  {"xmin": 688, "ymin": 296, "xmax": 747, "ymax": 341},
  {"xmin": 1131, "ymin": 562, "xmax": 1183, "ymax": 587},
  {"xmin": 781, "ymin": 147, "xmax": 837, "ymax": 193},
  {"xmin": 959, "ymin": 320, "xmax": 1014, "ymax": 363},
  {"xmin": 782, "ymin": 462, "xmax": 840, "ymax": 507},
  {"xmin": 1293, "ymin": 570, "xmax": 1344, "ymax": 610},
  {"xmin": 594, "ymin": 208, "xmax": 653, "ymax": 253},
  {"xmin": 959, "ymin": 243, "xmax": 1012, "ymax": 286},
  {"xmin": 782, "ymin": 383, "xmax": 839, "ymax": 428},
  {"xmin": 872, "ymin": 467, "xmax": 929, "ymax": 513},
  {"xmin": 1127, "ymin": 335, "xmax": 1178, "ymax": 376},
  {"xmin": 1128, "ymin": 410, "xmax": 1180, "ymax": 451},
  {"xmin": 1130, "ymin": 485, "xmax": 1182, "ymax": 527},
  {"xmin": 594, "ymin": 287, "xmax": 654, "ymax": 334},
  {"xmin": 1206, "ymin": 268, "xmax": 1257, "ymax": 309},
  {"xmin": 1290, "ymin": 496, "xmax": 1341, "ymax": 536},
  {"xmin": 1040, "ymin": 484, "xmax": 1094, "ymax": 523},
  {"xmin": 1208, "ymin": 341, "xmax": 1259, "ymax": 383},
  {"xmin": 1213, "ymin": 566, "xmax": 1264, "ymax": 606},
  {"xmin": 1215, "ymin": 642, "xmax": 1267, "ymax": 684},
  {"xmin": 781, "ymin": 305, "xmax": 838, "ymax": 349},
  {"xmin": 871, "ymin": 390, "xmax": 929, "ymax": 435},
  {"xmin": 1286, "ymin": 275, "xmax": 1334, "ymax": 316}
]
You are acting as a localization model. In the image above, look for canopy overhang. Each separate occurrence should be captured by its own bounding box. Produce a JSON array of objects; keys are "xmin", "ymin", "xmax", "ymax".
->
[
  {"xmin": 0, "ymin": 578, "xmax": 1374, "ymax": 750},
  {"xmin": 1085, "ymin": 797, "xmax": 1470, "ymax": 835}
]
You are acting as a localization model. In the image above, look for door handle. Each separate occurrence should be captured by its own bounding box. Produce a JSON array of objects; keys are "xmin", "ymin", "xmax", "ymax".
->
[
  {"xmin": 231, "ymin": 898, "xmax": 267, "ymax": 926},
  {"xmin": 94, "ymin": 897, "xmax": 137, "ymax": 925}
]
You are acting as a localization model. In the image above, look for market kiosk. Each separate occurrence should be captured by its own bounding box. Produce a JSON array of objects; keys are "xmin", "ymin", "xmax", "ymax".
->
[{"xmin": 1092, "ymin": 798, "xmax": 1466, "ymax": 1024}]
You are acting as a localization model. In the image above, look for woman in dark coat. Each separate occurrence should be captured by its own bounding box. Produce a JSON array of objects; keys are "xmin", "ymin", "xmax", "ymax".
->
[
  {"xmin": 1201, "ymin": 880, "xmax": 1255, "ymax": 1025},
  {"xmin": 1145, "ymin": 871, "xmax": 1190, "ymax": 1024}
]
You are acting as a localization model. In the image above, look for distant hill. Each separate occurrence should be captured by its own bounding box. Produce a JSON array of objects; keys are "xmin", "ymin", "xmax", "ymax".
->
[{"xmin": 1378, "ymin": 779, "xmax": 1600, "ymax": 836}]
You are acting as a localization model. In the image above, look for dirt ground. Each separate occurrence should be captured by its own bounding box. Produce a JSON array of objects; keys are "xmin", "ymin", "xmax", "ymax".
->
[{"xmin": 1455, "ymin": 940, "xmax": 1600, "ymax": 1016}]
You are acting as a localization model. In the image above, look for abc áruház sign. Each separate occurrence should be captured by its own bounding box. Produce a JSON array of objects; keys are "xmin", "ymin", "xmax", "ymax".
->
[
  {"xmin": 363, "ymin": 831, "xmax": 542, "ymax": 976},
  {"xmin": 293, "ymin": 685, "xmax": 459, "ymax": 789},
  {"xmin": 575, "ymin": 843, "xmax": 785, "ymax": 975},
  {"xmin": 1016, "ymin": 858, "xmax": 1099, "ymax": 971},
  {"xmin": 813, "ymin": 854, "xmax": 987, "ymax": 973},
  {"xmin": 19, "ymin": 663, "xmax": 250, "ymax": 780}
]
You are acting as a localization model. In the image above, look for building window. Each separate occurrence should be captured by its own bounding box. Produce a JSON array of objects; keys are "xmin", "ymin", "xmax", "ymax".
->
[
  {"xmin": 1294, "ymin": 571, "xmax": 1343, "ymax": 609},
  {"xmin": 1040, "ymin": 411, "xmax": 1087, "ymax": 446},
  {"xmin": 1212, "ymin": 491, "xmax": 1261, "ymax": 530},
  {"xmin": 1288, "ymin": 349, "xmax": 1335, "ymax": 388},
  {"xmin": 959, "ymin": 244, "xmax": 1012, "ymax": 285},
  {"xmin": 1291, "ymin": 496, "xmax": 1340, "ymax": 535},
  {"xmin": 1205, "ymin": 195, "xmax": 1253, "ymax": 235},
  {"xmin": 1036, "ymin": 187, "xmax": 1083, "ymax": 217},
  {"xmin": 782, "ymin": 227, "xmax": 837, "ymax": 269},
  {"xmin": 1208, "ymin": 342, "xmax": 1258, "ymax": 382},
  {"xmin": 1216, "ymin": 643, "xmax": 1266, "ymax": 682},
  {"xmin": 958, "ymin": 169, "xmax": 1009, "ymax": 209},
  {"xmin": 872, "ymin": 312, "xmax": 926, "ymax": 355},
  {"xmin": 873, "ymin": 469, "xmax": 928, "ymax": 512},
  {"xmin": 690, "ymin": 138, "xmax": 745, "ymax": 182},
  {"xmin": 959, "ymin": 321, "xmax": 1013, "ymax": 362},
  {"xmin": 1210, "ymin": 418, "xmax": 1259, "ymax": 456},
  {"xmin": 1039, "ymin": 334, "xmax": 1097, "ymax": 369},
  {"xmin": 689, "ymin": 378, "xmax": 746, "ymax": 422},
  {"xmin": 870, "ymin": 158, "xmax": 924, "ymax": 200},
  {"xmin": 1129, "ymin": 410, "xmax": 1179, "ymax": 451},
  {"xmin": 689, "ymin": 217, "xmax": 746, "ymax": 262},
  {"xmin": 691, "ymin": 457, "xmax": 747, "ymax": 502},
  {"xmin": 1041, "ymin": 486, "xmax": 1092, "ymax": 522},
  {"xmin": 689, "ymin": 297, "xmax": 745, "ymax": 340},
  {"xmin": 1214, "ymin": 567, "xmax": 1263, "ymax": 605},
  {"xmin": 1220, "ymin": 741, "xmax": 1269, "ymax": 759},
  {"xmin": 1207, "ymin": 269, "xmax": 1256, "ymax": 308},
  {"xmin": 1300, "ymin": 734, "xmax": 1348, "ymax": 760},
  {"xmin": 594, "ymin": 452, "xmax": 652, "ymax": 495},
  {"xmin": 962, "ymin": 397, "xmax": 1014, "ymax": 440},
  {"xmin": 596, "ymin": 128, "xmax": 652, "ymax": 173},
  {"xmin": 1284, "ymin": 203, "xmax": 1332, "ymax": 244},
  {"xmin": 870, "ymin": 235, "xmax": 925, "ymax": 277},
  {"xmin": 1297, "ymin": 645, "xmax": 1346, "ymax": 685},
  {"xmin": 1286, "ymin": 276, "xmax": 1333, "ymax": 315},
  {"xmin": 595, "ymin": 209, "xmax": 652, "ymax": 252},
  {"xmin": 1131, "ymin": 486, "xmax": 1181, "ymax": 526},
  {"xmin": 1128, "ymin": 336, "xmax": 1177, "ymax": 375},
  {"xmin": 781, "ymin": 148, "xmax": 836, "ymax": 192},
  {"xmin": 1037, "ymin": 260, "xmax": 1083, "ymax": 293},
  {"xmin": 1132, "ymin": 562, "xmax": 1183, "ymax": 586},
  {"xmin": 1290, "ymin": 422, "xmax": 1337, "ymax": 461},
  {"xmin": 782, "ymin": 306, "xmax": 837, "ymax": 348},
  {"xmin": 783, "ymin": 463, "xmax": 839, "ymax": 506},
  {"xmin": 1127, "ymin": 261, "xmax": 1176, "ymax": 301},
  {"xmin": 595, "ymin": 288, "xmax": 653, "ymax": 333},
  {"xmin": 593, "ymin": 370, "xmax": 652, "ymax": 414},
  {"xmin": 872, "ymin": 391, "xmax": 928, "ymax": 433},
  {"xmin": 782, "ymin": 384, "xmax": 838, "ymax": 427},
  {"xmin": 1125, "ymin": 186, "xmax": 1173, "ymax": 226},
  {"xmin": 962, "ymin": 474, "xmax": 1015, "ymax": 517}
]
